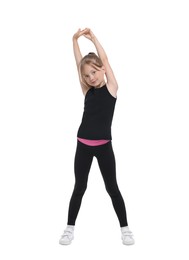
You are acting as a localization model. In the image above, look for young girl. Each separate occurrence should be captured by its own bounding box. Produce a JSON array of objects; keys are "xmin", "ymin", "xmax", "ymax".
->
[{"xmin": 59, "ymin": 28, "xmax": 134, "ymax": 245}]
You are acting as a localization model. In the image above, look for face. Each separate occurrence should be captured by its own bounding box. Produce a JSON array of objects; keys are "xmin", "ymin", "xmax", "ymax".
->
[{"xmin": 82, "ymin": 64, "xmax": 105, "ymax": 87}]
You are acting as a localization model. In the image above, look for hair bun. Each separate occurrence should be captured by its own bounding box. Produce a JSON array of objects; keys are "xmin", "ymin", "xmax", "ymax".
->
[{"xmin": 88, "ymin": 52, "xmax": 95, "ymax": 55}]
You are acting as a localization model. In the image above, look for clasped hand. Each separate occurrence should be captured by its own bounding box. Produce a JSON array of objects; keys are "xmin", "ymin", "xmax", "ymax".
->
[{"xmin": 73, "ymin": 28, "xmax": 95, "ymax": 41}]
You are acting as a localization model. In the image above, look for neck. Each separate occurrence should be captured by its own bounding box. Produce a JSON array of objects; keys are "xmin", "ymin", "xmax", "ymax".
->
[{"xmin": 94, "ymin": 81, "xmax": 106, "ymax": 89}]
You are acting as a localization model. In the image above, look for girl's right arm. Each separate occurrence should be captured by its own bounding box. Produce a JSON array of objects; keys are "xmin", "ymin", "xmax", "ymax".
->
[
  {"xmin": 73, "ymin": 29, "xmax": 83, "ymax": 70},
  {"xmin": 73, "ymin": 29, "xmax": 89, "ymax": 95}
]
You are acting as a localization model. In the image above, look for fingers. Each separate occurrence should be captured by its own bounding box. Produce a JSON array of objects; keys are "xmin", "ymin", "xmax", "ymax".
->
[
  {"xmin": 74, "ymin": 28, "xmax": 85, "ymax": 38},
  {"xmin": 73, "ymin": 27, "xmax": 93, "ymax": 39},
  {"xmin": 81, "ymin": 28, "xmax": 90, "ymax": 33},
  {"xmin": 76, "ymin": 28, "xmax": 91, "ymax": 34},
  {"xmin": 80, "ymin": 28, "xmax": 91, "ymax": 38}
]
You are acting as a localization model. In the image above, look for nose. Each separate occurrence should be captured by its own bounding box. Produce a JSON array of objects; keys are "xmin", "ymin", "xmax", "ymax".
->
[{"xmin": 89, "ymin": 74, "xmax": 94, "ymax": 81}]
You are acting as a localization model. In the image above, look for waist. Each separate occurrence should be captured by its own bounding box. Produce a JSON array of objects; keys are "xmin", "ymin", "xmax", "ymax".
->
[{"xmin": 77, "ymin": 138, "xmax": 110, "ymax": 146}]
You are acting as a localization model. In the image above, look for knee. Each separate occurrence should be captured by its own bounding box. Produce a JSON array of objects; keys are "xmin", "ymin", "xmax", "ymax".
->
[
  {"xmin": 73, "ymin": 184, "xmax": 87, "ymax": 197},
  {"xmin": 105, "ymin": 184, "xmax": 120, "ymax": 198}
]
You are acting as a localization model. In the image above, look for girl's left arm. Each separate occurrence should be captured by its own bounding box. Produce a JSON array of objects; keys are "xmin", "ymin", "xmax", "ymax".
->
[{"xmin": 84, "ymin": 29, "xmax": 118, "ymax": 98}]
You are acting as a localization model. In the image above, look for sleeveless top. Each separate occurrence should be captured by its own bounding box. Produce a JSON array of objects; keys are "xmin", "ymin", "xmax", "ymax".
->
[{"xmin": 77, "ymin": 84, "xmax": 117, "ymax": 140}]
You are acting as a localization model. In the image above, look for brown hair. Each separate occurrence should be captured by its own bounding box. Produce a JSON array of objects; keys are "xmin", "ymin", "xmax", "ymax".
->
[{"xmin": 79, "ymin": 52, "xmax": 103, "ymax": 87}]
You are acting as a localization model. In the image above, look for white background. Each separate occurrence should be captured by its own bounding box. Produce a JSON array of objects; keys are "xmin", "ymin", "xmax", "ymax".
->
[{"xmin": 0, "ymin": 0, "xmax": 189, "ymax": 259}]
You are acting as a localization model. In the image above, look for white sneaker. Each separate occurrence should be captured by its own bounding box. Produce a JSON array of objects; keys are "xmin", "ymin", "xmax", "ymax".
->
[
  {"xmin": 59, "ymin": 227, "xmax": 74, "ymax": 245},
  {"xmin": 121, "ymin": 226, "xmax": 135, "ymax": 245}
]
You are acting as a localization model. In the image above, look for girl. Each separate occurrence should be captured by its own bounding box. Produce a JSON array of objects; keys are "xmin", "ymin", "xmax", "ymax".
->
[{"xmin": 59, "ymin": 28, "xmax": 134, "ymax": 245}]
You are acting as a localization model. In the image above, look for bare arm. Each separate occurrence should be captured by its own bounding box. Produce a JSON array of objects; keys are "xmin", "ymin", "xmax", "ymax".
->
[
  {"xmin": 83, "ymin": 29, "xmax": 118, "ymax": 97},
  {"xmin": 72, "ymin": 29, "xmax": 82, "ymax": 70},
  {"xmin": 72, "ymin": 29, "xmax": 89, "ymax": 95}
]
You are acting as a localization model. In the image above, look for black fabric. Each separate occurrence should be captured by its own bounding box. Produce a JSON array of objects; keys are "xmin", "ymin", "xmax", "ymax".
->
[
  {"xmin": 77, "ymin": 85, "xmax": 116, "ymax": 140},
  {"xmin": 67, "ymin": 141, "xmax": 128, "ymax": 227}
]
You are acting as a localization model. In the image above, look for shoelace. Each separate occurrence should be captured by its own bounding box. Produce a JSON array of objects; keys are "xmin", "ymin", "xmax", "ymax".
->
[{"xmin": 122, "ymin": 230, "xmax": 133, "ymax": 238}]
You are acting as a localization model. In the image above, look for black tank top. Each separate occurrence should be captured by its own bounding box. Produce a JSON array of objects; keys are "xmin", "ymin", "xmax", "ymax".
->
[{"xmin": 77, "ymin": 85, "xmax": 116, "ymax": 140}]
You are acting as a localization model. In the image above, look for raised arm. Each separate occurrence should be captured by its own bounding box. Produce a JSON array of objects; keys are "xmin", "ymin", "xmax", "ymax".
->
[
  {"xmin": 72, "ymin": 29, "xmax": 90, "ymax": 95},
  {"xmin": 72, "ymin": 29, "xmax": 83, "ymax": 70},
  {"xmin": 83, "ymin": 29, "xmax": 118, "ymax": 97}
]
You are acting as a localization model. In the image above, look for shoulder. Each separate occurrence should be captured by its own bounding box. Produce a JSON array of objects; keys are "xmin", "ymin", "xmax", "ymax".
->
[
  {"xmin": 103, "ymin": 60, "xmax": 118, "ymax": 98},
  {"xmin": 106, "ymin": 83, "xmax": 118, "ymax": 98},
  {"xmin": 80, "ymin": 83, "xmax": 91, "ymax": 96},
  {"xmin": 82, "ymin": 85, "xmax": 92, "ymax": 97}
]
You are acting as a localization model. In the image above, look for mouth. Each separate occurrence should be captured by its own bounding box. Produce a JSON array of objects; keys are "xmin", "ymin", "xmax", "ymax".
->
[{"xmin": 91, "ymin": 80, "xmax": 97, "ymax": 84}]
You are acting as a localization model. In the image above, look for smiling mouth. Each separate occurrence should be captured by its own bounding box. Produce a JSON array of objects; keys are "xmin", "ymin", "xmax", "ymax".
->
[{"xmin": 91, "ymin": 80, "xmax": 97, "ymax": 84}]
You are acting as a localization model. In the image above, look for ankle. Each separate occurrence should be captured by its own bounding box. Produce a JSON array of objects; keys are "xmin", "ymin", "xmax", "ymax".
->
[
  {"xmin": 121, "ymin": 226, "xmax": 130, "ymax": 233},
  {"xmin": 65, "ymin": 225, "xmax": 75, "ymax": 232}
]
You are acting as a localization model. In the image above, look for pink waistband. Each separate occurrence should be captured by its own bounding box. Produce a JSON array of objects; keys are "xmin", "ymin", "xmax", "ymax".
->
[{"xmin": 77, "ymin": 138, "xmax": 110, "ymax": 146}]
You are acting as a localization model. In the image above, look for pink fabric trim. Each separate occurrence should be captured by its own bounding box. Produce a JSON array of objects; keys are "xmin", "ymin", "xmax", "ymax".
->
[{"xmin": 77, "ymin": 138, "xmax": 110, "ymax": 146}]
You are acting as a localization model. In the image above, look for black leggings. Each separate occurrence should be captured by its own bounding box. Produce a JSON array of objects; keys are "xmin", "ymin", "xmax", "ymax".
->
[{"xmin": 67, "ymin": 141, "xmax": 128, "ymax": 227}]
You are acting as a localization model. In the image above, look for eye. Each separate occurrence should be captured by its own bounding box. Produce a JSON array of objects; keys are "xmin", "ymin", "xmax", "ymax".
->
[{"xmin": 92, "ymin": 71, "xmax": 96, "ymax": 74}]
